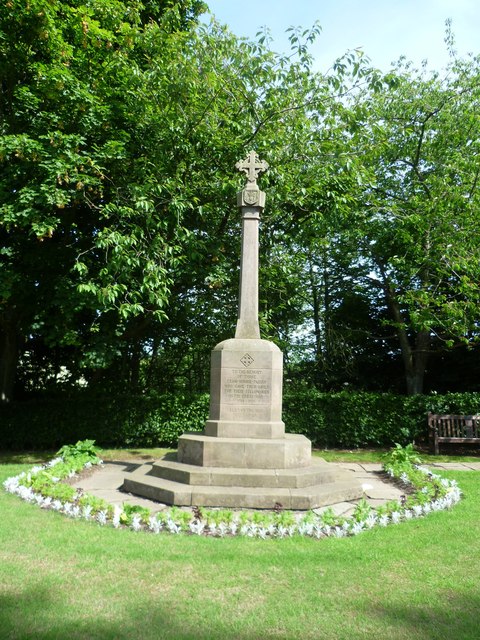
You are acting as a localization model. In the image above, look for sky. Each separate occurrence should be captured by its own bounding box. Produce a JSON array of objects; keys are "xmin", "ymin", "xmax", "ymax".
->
[{"xmin": 203, "ymin": 0, "xmax": 480, "ymax": 71}]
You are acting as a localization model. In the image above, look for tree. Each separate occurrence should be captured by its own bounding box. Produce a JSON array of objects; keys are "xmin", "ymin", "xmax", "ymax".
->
[
  {"xmin": 2, "ymin": 4, "xmax": 374, "ymax": 400},
  {"xmin": 0, "ymin": 0, "xmax": 210, "ymax": 401},
  {"xmin": 346, "ymin": 52, "xmax": 480, "ymax": 394}
]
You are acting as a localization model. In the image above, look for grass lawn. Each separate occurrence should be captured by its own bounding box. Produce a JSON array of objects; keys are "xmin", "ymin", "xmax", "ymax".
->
[
  {"xmin": 1, "ymin": 457, "xmax": 479, "ymax": 639},
  {"xmin": 2, "ymin": 446, "xmax": 480, "ymax": 465}
]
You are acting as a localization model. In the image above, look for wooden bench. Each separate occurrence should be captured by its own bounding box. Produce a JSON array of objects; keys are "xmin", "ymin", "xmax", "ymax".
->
[{"xmin": 428, "ymin": 413, "xmax": 480, "ymax": 455}]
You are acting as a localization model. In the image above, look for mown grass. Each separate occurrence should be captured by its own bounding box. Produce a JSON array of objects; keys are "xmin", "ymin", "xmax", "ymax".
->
[
  {"xmin": 2, "ymin": 446, "xmax": 479, "ymax": 465},
  {"xmin": 1, "ymin": 460, "xmax": 479, "ymax": 640}
]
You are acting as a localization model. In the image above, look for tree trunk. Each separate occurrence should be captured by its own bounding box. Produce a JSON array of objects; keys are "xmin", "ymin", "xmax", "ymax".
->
[
  {"xmin": 0, "ymin": 319, "xmax": 20, "ymax": 403},
  {"xmin": 308, "ymin": 259, "xmax": 322, "ymax": 362},
  {"xmin": 383, "ymin": 281, "xmax": 430, "ymax": 395}
]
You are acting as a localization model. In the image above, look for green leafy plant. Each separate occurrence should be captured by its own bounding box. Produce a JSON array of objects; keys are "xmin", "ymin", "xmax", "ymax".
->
[
  {"xmin": 352, "ymin": 497, "xmax": 372, "ymax": 522},
  {"xmin": 57, "ymin": 439, "xmax": 102, "ymax": 463},
  {"xmin": 383, "ymin": 443, "xmax": 422, "ymax": 470},
  {"xmin": 121, "ymin": 504, "xmax": 152, "ymax": 525}
]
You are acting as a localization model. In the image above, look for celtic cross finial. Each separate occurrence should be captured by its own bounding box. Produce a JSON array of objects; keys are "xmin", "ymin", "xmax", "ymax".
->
[{"xmin": 235, "ymin": 150, "xmax": 269, "ymax": 185}]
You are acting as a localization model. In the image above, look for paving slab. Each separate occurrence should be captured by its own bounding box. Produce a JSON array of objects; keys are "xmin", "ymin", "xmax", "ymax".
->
[
  {"xmin": 313, "ymin": 502, "xmax": 355, "ymax": 517},
  {"xmin": 335, "ymin": 463, "xmax": 365, "ymax": 472},
  {"xmin": 70, "ymin": 460, "xmax": 477, "ymax": 516},
  {"xmin": 359, "ymin": 463, "xmax": 384, "ymax": 472},
  {"xmin": 462, "ymin": 462, "xmax": 480, "ymax": 470},
  {"xmin": 427, "ymin": 463, "xmax": 473, "ymax": 471}
]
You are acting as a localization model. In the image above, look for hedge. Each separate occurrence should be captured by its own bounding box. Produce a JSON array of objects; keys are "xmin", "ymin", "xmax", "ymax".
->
[{"xmin": 1, "ymin": 389, "xmax": 480, "ymax": 451}]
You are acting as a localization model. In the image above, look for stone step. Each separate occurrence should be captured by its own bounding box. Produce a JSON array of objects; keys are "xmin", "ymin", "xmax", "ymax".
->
[
  {"xmin": 146, "ymin": 457, "xmax": 343, "ymax": 489},
  {"xmin": 177, "ymin": 432, "xmax": 311, "ymax": 469},
  {"xmin": 122, "ymin": 467, "xmax": 363, "ymax": 510}
]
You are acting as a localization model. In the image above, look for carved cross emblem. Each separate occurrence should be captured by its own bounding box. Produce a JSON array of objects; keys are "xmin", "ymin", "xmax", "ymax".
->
[
  {"xmin": 235, "ymin": 150, "xmax": 269, "ymax": 184},
  {"xmin": 240, "ymin": 353, "xmax": 254, "ymax": 368}
]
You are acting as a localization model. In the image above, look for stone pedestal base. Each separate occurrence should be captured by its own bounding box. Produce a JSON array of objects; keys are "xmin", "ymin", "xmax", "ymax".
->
[
  {"xmin": 123, "ymin": 457, "xmax": 363, "ymax": 510},
  {"xmin": 122, "ymin": 337, "xmax": 364, "ymax": 509},
  {"xmin": 177, "ymin": 433, "xmax": 311, "ymax": 469}
]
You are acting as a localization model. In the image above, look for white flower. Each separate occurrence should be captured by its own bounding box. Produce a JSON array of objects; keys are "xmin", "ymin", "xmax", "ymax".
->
[
  {"xmin": 97, "ymin": 510, "xmax": 108, "ymax": 526},
  {"xmin": 391, "ymin": 511, "xmax": 402, "ymax": 524},
  {"xmin": 63, "ymin": 502, "xmax": 73, "ymax": 515},
  {"xmin": 112, "ymin": 506, "xmax": 123, "ymax": 529},
  {"xmin": 400, "ymin": 473, "xmax": 410, "ymax": 485},
  {"xmin": 412, "ymin": 504, "xmax": 423, "ymax": 517},
  {"xmin": 149, "ymin": 515, "xmax": 163, "ymax": 534},
  {"xmin": 404, "ymin": 509, "xmax": 413, "ymax": 520},
  {"xmin": 131, "ymin": 514, "xmax": 143, "ymax": 532},
  {"xmin": 423, "ymin": 503, "xmax": 432, "ymax": 515},
  {"xmin": 3, "ymin": 476, "xmax": 20, "ymax": 493},
  {"xmin": 72, "ymin": 505, "xmax": 81, "ymax": 518},
  {"xmin": 166, "ymin": 518, "xmax": 180, "ymax": 534},
  {"xmin": 350, "ymin": 521, "xmax": 365, "ymax": 536},
  {"xmin": 298, "ymin": 522, "xmax": 314, "ymax": 537},
  {"xmin": 19, "ymin": 486, "xmax": 35, "ymax": 502},
  {"xmin": 378, "ymin": 515, "xmax": 389, "ymax": 527},
  {"xmin": 189, "ymin": 520, "xmax": 205, "ymax": 536},
  {"xmin": 30, "ymin": 466, "xmax": 43, "ymax": 475},
  {"xmin": 52, "ymin": 500, "xmax": 63, "ymax": 511},
  {"xmin": 218, "ymin": 523, "xmax": 228, "ymax": 538},
  {"xmin": 257, "ymin": 527, "xmax": 268, "ymax": 540},
  {"xmin": 229, "ymin": 523, "xmax": 238, "ymax": 536},
  {"xmin": 47, "ymin": 457, "xmax": 63, "ymax": 468},
  {"xmin": 82, "ymin": 505, "xmax": 93, "ymax": 520},
  {"xmin": 365, "ymin": 514, "xmax": 377, "ymax": 529}
]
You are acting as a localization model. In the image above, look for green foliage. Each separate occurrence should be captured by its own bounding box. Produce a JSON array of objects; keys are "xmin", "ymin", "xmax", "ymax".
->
[
  {"xmin": 0, "ymin": 391, "xmax": 209, "ymax": 449},
  {"xmin": 121, "ymin": 503, "xmax": 151, "ymax": 525},
  {"xmin": 382, "ymin": 443, "xmax": 423, "ymax": 472},
  {"xmin": 283, "ymin": 389, "xmax": 480, "ymax": 448},
  {"xmin": 352, "ymin": 497, "xmax": 372, "ymax": 522},
  {"xmin": 57, "ymin": 439, "xmax": 101, "ymax": 462},
  {"xmin": 3, "ymin": 389, "xmax": 480, "ymax": 450}
]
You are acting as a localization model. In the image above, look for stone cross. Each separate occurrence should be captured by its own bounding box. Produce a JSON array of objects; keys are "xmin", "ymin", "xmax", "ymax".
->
[
  {"xmin": 235, "ymin": 150, "xmax": 269, "ymax": 185},
  {"xmin": 234, "ymin": 151, "xmax": 268, "ymax": 340}
]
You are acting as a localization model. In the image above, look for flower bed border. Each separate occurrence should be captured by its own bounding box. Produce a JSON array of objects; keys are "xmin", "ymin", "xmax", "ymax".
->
[{"xmin": 3, "ymin": 449, "xmax": 462, "ymax": 539}]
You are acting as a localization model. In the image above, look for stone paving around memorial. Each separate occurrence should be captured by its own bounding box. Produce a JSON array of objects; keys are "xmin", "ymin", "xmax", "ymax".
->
[{"xmin": 71, "ymin": 459, "xmax": 480, "ymax": 518}]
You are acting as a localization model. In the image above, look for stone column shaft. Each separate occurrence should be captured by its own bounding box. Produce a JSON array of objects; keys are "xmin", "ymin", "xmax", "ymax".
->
[{"xmin": 235, "ymin": 207, "xmax": 260, "ymax": 339}]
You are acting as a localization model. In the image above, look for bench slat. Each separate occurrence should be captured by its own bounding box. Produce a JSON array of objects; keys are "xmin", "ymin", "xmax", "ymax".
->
[{"xmin": 428, "ymin": 413, "xmax": 480, "ymax": 454}]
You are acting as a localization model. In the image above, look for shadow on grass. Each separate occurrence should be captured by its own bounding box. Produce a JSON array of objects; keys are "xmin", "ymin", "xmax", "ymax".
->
[
  {"xmin": 0, "ymin": 584, "xmax": 262, "ymax": 640},
  {"xmin": 370, "ymin": 593, "xmax": 480, "ymax": 640},
  {"xmin": 2, "ymin": 583, "xmax": 480, "ymax": 640},
  {"xmin": 0, "ymin": 451, "xmax": 55, "ymax": 465}
]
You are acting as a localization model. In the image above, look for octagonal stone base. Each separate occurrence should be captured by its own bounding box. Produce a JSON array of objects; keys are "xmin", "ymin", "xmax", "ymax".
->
[
  {"xmin": 121, "ymin": 336, "xmax": 364, "ymax": 509},
  {"xmin": 177, "ymin": 433, "xmax": 311, "ymax": 469},
  {"xmin": 122, "ymin": 456, "xmax": 364, "ymax": 510}
]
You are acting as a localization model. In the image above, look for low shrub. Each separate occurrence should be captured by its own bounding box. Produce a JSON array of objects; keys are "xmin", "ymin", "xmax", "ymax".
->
[
  {"xmin": 1, "ymin": 388, "xmax": 480, "ymax": 450},
  {"xmin": 0, "ymin": 391, "xmax": 209, "ymax": 450}
]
